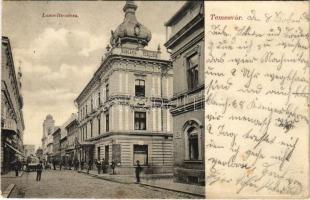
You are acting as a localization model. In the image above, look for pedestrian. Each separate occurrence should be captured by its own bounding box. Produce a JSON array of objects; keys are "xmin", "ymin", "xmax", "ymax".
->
[
  {"xmin": 59, "ymin": 160, "xmax": 62, "ymax": 170},
  {"xmin": 76, "ymin": 160, "xmax": 79, "ymax": 171},
  {"xmin": 52, "ymin": 159, "xmax": 56, "ymax": 170},
  {"xmin": 69, "ymin": 159, "xmax": 72, "ymax": 170},
  {"xmin": 96, "ymin": 160, "xmax": 101, "ymax": 174},
  {"xmin": 81, "ymin": 161, "xmax": 84, "ymax": 170},
  {"xmin": 13, "ymin": 159, "xmax": 20, "ymax": 177},
  {"xmin": 135, "ymin": 160, "xmax": 142, "ymax": 183},
  {"xmin": 36, "ymin": 161, "xmax": 43, "ymax": 181},
  {"xmin": 101, "ymin": 158, "xmax": 106, "ymax": 173},
  {"xmin": 87, "ymin": 160, "xmax": 92, "ymax": 174},
  {"xmin": 111, "ymin": 161, "xmax": 116, "ymax": 175}
]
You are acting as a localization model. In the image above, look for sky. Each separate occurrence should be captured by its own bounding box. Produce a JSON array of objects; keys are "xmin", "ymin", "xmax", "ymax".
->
[{"xmin": 2, "ymin": 1, "xmax": 184, "ymax": 150}]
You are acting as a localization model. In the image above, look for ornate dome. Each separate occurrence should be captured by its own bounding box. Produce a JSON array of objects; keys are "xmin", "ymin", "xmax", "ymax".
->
[
  {"xmin": 46, "ymin": 114, "xmax": 53, "ymax": 120},
  {"xmin": 110, "ymin": 1, "xmax": 152, "ymax": 48}
]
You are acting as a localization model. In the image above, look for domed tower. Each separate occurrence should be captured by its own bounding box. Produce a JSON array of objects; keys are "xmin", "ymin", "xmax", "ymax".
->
[
  {"xmin": 110, "ymin": 1, "xmax": 152, "ymax": 49},
  {"xmin": 43, "ymin": 114, "xmax": 55, "ymax": 137}
]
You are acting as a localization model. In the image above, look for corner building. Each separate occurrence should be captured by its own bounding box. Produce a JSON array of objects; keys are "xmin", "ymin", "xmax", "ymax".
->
[
  {"xmin": 164, "ymin": 1, "xmax": 205, "ymax": 185},
  {"xmin": 75, "ymin": 1, "xmax": 173, "ymax": 175}
]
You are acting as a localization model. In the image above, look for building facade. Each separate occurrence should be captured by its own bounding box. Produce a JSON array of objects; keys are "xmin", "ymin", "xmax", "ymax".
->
[
  {"xmin": 23, "ymin": 144, "xmax": 35, "ymax": 158},
  {"xmin": 36, "ymin": 147, "xmax": 43, "ymax": 160},
  {"xmin": 52, "ymin": 127, "xmax": 61, "ymax": 163},
  {"xmin": 1, "ymin": 36, "xmax": 25, "ymax": 174},
  {"xmin": 41, "ymin": 114, "xmax": 55, "ymax": 161},
  {"xmin": 65, "ymin": 115, "xmax": 79, "ymax": 163},
  {"xmin": 60, "ymin": 136, "xmax": 68, "ymax": 165},
  {"xmin": 164, "ymin": 1, "xmax": 205, "ymax": 185},
  {"xmin": 75, "ymin": 1, "xmax": 174, "ymax": 175}
]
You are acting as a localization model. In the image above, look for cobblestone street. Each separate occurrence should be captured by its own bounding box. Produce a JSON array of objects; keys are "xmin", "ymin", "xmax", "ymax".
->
[{"xmin": 2, "ymin": 170, "xmax": 201, "ymax": 198}]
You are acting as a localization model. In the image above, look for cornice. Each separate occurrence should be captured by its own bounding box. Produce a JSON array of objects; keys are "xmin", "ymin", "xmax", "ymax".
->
[
  {"xmin": 171, "ymin": 84, "xmax": 204, "ymax": 101},
  {"xmin": 86, "ymin": 131, "xmax": 173, "ymax": 142},
  {"xmin": 170, "ymin": 100, "xmax": 204, "ymax": 116},
  {"xmin": 164, "ymin": 14, "xmax": 204, "ymax": 50}
]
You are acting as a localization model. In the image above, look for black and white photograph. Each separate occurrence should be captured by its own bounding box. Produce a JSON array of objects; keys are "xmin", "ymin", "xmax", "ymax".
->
[
  {"xmin": 1, "ymin": 1, "xmax": 205, "ymax": 198},
  {"xmin": 2, "ymin": 0, "xmax": 309, "ymax": 199}
]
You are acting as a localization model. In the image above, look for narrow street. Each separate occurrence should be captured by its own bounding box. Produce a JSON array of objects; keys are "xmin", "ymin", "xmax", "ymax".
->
[{"xmin": 2, "ymin": 170, "xmax": 201, "ymax": 198}]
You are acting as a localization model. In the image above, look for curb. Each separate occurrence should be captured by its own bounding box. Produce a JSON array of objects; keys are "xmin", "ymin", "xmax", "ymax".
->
[
  {"xmin": 139, "ymin": 182, "xmax": 205, "ymax": 198},
  {"xmin": 1, "ymin": 171, "xmax": 24, "ymax": 178},
  {"xmin": 1, "ymin": 184, "xmax": 15, "ymax": 198},
  {"xmin": 78, "ymin": 170, "xmax": 205, "ymax": 197},
  {"xmin": 78, "ymin": 171, "xmax": 134, "ymax": 184}
]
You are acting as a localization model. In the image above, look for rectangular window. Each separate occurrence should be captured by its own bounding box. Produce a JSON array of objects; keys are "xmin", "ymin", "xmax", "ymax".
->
[
  {"xmin": 85, "ymin": 125, "xmax": 88, "ymax": 139},
  {"xmin": 98, "ymin": 117, "xmax": 101, "ymax": 135},
  {"xmin": 105, "ymin": 145, "xmax": 109, "ymax": 163},
  {"xmin": 98, "ymin": 92, "xmax": 101, "ymax": 106},
  {"xmin": 90, "ymin": 121, "xmax": 93, "ymax": 138},
  {"xmin": 106, "ymin": 114, "xmax": 109, "ymax": 132},
  {"xmin": 135, "ymin": 79, "xmax": 145, "ymax": 97},
  {"xmin": 83, "ymin": 126, "xmax": 84, "ymax": 140},
  {"xmin": 187, "ymin": 53, "xmax": 199, "ymax": 90},
  {"xmin": 91, "ymin": 98, "xmax": 93, "ymax": 111},
  {"xmin": 134, "ymin": 112, "xmax": 146, "ymax": 130},
  {"xmin": 97, "ymin": 147, "xmax": 100, "ymax": 161},
  {"xmin": 133, "ymin": 145, "xmax": 148, "ymax": 165},
  {"xmin": 106, "ymin": 84, "xmax": 109, "ymax": 101}
]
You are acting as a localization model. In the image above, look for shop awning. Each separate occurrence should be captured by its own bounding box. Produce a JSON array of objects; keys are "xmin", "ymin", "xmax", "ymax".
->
[
  {"xmin": 74, "ymin": 138, "xmax": 94, "ymax": 148},
  {"xmin": 5, "ymin": 142, "xmax": 24, "ymax": 157}
]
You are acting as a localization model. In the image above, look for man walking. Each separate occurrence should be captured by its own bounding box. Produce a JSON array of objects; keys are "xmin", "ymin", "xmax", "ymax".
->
[
  {"xmin": 59, "ymin": 159, "xmax": 62, "ymax": 171},
  {"xmin": 135, "ymin": 160, "xmax": 142, "ymax": 183},
  {"xmin": 52, "ymin": 159, "xmax": 56, "ymax": 170},
  {"xmin": 101, "ymin": 158, "xmax": 106, "ymax": 173},
  {"xmin": 96, "ymin": 159, "xmax": 101, "ymax": 174},
  {"xmin": 13, "ymin": 159, "xmax": 20, "ymax": 177},
  {"xmin": 36, "ymin": 161, "xmax": 43, "ymax": 181},
  {"xmin": 111, "ymin": 161, "xmax": 116, "ymax": 175}
]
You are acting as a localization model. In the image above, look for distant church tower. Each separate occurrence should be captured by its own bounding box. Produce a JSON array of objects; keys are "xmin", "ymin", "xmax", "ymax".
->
[{"xmin": 42, "ymin": 114, "xmax": 55, "ymax": 160}]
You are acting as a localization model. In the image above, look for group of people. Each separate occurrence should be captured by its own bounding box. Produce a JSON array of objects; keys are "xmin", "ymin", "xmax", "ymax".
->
[
  {"xmin": 11, "ymin": 157, "xmax": 143, "ymax": 183},
  {"xmin": 50, "ymin": 159, "xmax": 79, "ymax": 171}
]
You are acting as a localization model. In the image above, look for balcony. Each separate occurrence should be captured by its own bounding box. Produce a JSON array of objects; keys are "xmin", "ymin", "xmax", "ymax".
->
[{"xmin": 2, "ymin": 118, "xmax": 17, "ymax": 134}]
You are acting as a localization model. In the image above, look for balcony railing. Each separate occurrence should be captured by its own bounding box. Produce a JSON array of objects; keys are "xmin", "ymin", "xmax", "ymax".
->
[{"xmin": 110, "ymin": 47, "xmax": 160, "ymax": 60}]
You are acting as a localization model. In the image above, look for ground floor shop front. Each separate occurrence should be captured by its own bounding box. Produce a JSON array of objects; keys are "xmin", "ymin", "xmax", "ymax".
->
[
  {"xmin": 77, "ymin": 133, "xmax": 173, "ymax": 175},
  {"xmin": 1, "ymin": 130, "xmax": 24, "ymax": 174}
]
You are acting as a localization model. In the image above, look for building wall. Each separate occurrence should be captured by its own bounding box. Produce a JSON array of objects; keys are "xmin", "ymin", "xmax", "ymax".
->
[
  {"xmin": 168, "ymin": 3, "xmax": 203, "ymax": 37},
  {"xmin": 23, "ymin": 145, "xmax": 35, "ymax": 157},
  {"xmin": 1, "ymin": 37, "xmax": 25, "ymax": 174},
  {"xmin": 164, "ymin": 1, "xmax": 205, "ymax": 185},
  {"xmin": 75, "ymin": 45, "xmax": 173, "ymax": 174},
  {"xmin": 172, "ymin": 39, "xmax": 204, "ymax": 95},
  {"xmin": 94, "ymin": 134, "xmax": 173, "ymax": 175}
]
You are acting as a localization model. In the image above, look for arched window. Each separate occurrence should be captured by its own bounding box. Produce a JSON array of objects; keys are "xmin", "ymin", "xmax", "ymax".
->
[
  {"xmin": 184, "ymin": 120, "xmax": 202, "ymax": 161},
  {"xmin": 188, "ymin": 127, "xmax": 199, "ymax": 160}
]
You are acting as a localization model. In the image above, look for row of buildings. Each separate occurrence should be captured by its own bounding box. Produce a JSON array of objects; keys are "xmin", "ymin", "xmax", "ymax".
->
[
  {"xmin": 41, "ymin": 1, "xmax": 205, "ymax": 185},
  {"xmin": 1, "ymin": 36, "xmax": 25, "ymax": 174}
]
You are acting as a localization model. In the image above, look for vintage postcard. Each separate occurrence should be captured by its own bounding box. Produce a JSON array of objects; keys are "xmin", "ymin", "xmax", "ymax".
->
[{"xmin": 1, "ymin": 0, "xmax": 309, "ymax": 199}]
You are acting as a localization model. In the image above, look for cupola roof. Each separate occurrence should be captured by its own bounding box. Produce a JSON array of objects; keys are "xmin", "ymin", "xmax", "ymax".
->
[{"xmin": 110, "ymin": 1, "xmax": 152, "ymax": 48}]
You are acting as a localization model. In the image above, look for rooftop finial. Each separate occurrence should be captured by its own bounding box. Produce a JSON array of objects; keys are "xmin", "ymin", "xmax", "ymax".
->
[{"xmin": 123, "ymin": 1, "xmax": 137, "ymax": 13}]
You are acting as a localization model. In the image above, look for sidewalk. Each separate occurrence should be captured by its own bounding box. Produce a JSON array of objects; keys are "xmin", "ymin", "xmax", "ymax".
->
[
  {"xmin": 78, "ymin": 169, "xmax": 205, "ymax": 197},
  {"xmin": 1, "ymin": 170, "xmax": 24, "ymax": 178}
]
